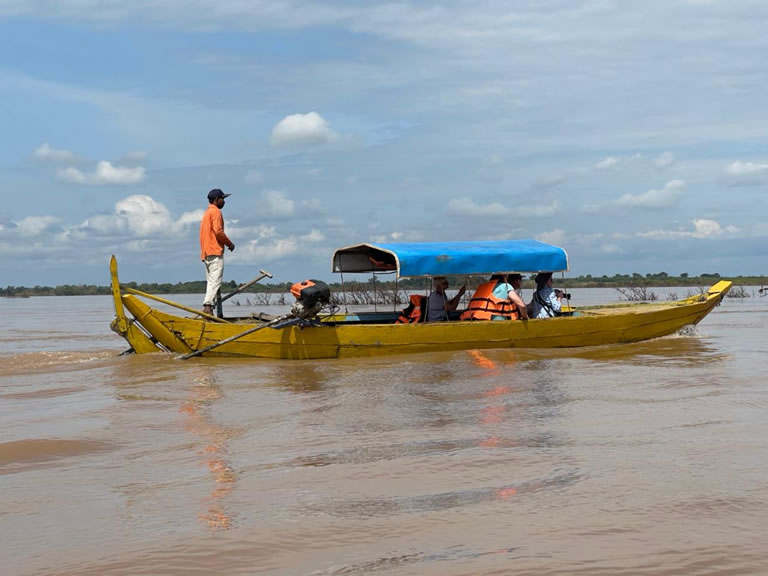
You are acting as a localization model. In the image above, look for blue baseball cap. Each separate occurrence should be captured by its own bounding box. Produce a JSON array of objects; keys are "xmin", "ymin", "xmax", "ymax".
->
[{"xmin": 207, "ymin": 188, "xmax": 231, "ymax": 201}]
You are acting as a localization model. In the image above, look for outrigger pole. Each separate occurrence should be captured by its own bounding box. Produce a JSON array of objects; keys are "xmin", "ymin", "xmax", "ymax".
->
[{"xmin": 178, "ymin": 313, "xmax": 293, "ymax": 360}]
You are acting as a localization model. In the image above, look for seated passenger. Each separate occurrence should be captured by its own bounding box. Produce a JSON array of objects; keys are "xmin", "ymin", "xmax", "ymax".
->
[
  {"xmin": 461, "ymin": 273, "xmax": 528, "ymax": 321},
  {"xmin": 425, "ymin": 276, "xmax": 466, "ymax": 321},
  {"xmin": 529, "ymin": 272, "xmax": 563, "ymax": 318}
]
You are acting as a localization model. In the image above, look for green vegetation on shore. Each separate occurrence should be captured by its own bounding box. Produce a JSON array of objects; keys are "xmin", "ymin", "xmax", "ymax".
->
[{"xmin": 1, "ymin": 272, "xmax": 766, "ymax": 297}]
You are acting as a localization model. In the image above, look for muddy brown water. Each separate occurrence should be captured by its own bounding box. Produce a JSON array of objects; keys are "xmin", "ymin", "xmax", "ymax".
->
[{"xmin": 1, "ymin": 290, "xmax": 767, "ymax": 575}]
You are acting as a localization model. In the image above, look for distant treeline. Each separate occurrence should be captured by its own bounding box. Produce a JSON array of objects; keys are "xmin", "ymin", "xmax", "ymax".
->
[{"xmin": 1, "ymin": 272, "xmax": 766, "ymax": 297}]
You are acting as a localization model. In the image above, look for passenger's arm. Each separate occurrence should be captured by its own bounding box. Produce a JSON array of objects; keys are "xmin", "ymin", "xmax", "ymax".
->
[
  {"xmin": 508, "ymin": 290, "xmax": 528, "ymax": 319},
  {"xmin": 446, "ymin": 285, "xmax": 466, "ymax": 312}
]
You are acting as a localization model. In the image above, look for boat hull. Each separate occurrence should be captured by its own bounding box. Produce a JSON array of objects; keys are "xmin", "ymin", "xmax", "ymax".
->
[{"xmin": 114, "ymin": 282, "xmax": 732, "ymax": 359}]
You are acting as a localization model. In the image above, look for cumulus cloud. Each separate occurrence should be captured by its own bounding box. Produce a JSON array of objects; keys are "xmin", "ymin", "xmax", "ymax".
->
[
  {"xmin": 34, "ymin": 143, "xmax": 80, "ymax": 163},
  {"xmin": 57, "ymin": 160, "xmax": 145, "ymax": 185},
  {"xmin": 14, "ymin": 216, "xmax": 61, "ymax": 237},
  {"xmin": 447, "ymin": 197, "xmax": 508, "ymax": 216},
  {"xmin": 725, "ymin": 160, "xmax": 768, "ymax": 186},
  {"xmin": 638, "ymin": 218, "xmax": 739, "ymax": 239},
  {"xmin": 269, "ymin": 112, "xmax": 342, "ymax": 148},
  {"xmin": 615, "ymin": 179, "xmax": 685, "ymax": 209},
  {"xmin": 232, "ymin": 225, "xmax": 321, "ymax": 263},
  {"xmin": 79, "ymin": 195, "xmax": 200, "ymax": 237},
  {"xmin": 260, "ymin": 189, "xmax": 295, "ymax": 218}
]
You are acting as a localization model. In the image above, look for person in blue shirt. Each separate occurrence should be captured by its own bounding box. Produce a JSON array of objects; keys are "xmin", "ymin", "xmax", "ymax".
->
[
  {"xmin": 529, "ymin": 272, "xmax": 563, "ymax": 318},
  {"xmin": 490, "ymin": 273, "xmax": 529, "ymax": 320}
]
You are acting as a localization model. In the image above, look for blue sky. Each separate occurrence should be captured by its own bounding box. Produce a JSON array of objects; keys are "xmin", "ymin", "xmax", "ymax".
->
[{"xmin": 1, "ymin": 1, "xmax": 767, "ymax": 287}]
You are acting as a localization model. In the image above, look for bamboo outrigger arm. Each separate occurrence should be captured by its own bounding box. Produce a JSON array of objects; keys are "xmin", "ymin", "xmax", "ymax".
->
[{"xmin": 120, "ymin": 286, "xmax": 230, "ymax": 323}]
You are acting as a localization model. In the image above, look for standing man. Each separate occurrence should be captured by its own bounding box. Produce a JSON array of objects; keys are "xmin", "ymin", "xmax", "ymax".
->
[{"xmin": 200, "ymin": 189, "xmax": 235, "ymax": 316}]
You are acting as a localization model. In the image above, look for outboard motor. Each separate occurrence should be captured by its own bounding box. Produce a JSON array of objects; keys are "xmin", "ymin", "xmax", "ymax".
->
[{"xmin": 290, "ymin": 279, "xmax": 331, "ymax": 319}]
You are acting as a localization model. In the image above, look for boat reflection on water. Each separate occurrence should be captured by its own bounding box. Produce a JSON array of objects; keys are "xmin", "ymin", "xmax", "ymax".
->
[
  {"xmin": 179, "ymin": 366, "xmax": 237, "ymax": 530},
  {"xmin": 107, "ymin": 358, "xmax": 239, "ymax": 531},
  {"xmin": 471, "ymin": 332, "xmax": 727, "ymax": 368}
]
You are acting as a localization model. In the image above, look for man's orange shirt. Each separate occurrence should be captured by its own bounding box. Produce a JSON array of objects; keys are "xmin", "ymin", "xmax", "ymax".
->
[{"xmin": 199, "ymin": 204, "xmax": 232, "ymax": 260}]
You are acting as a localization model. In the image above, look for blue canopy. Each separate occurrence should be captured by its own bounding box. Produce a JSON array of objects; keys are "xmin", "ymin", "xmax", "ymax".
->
[{"xmin": 331, "ymin": 240, "xmax": 569, "ymax": 278}]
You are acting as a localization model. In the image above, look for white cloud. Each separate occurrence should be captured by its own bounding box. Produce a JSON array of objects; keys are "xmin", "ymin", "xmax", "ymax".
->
[
  {"xmin": 300, "ymin": 229, "xmax": 325, "ymax": 243},
  {"xmin": 269, "ymin": 112, "xmax": 341, "ymax": 148},
  {"xmin": 616, "ymin": 179, "xmax": 685, "ymax": 208},
  {"xmin": 370, "ymin": 231, "xmax": 405, "ymax": 243},
  {"xmin": 299, "ymin": 198, "xmax": 326, "ymax": 215},
  {"xmin": 600, "ymin": 243, "xmax": 623, "ymax": 254},
  {"xmin": 520, "ymin": 200, "xmax": 560, "ymax": 217},
  {"xmin": 57, "ymin": 166, "xmax": 88, "ymax": 183},
  {"xmin": 57, "ymin": 160, "xmax": 145, "ymax": 185},
  {"xmin": 177, "ymin": 208, "xmax": 206, "ymax": 227},
  {"xmin": 727, "ymin": 160, "xmax": 768, "ymax": 176},
  {"xmin": 232, "ymin": 225, "xmax": 301, "ymax": 263},
  {"xmin": 242, "ymin": 237, "xmax": 299, "ymax": 261},
  {"xmin": 34, "ymin": 143, "xmax": 79, "ymax": 163},
  {"xmin": 725, "ymin": 160, "xmax": 768, "ymax": 185},
  {"xmin": 260, "ymin": 189, "xmax": 295, "ymax": 218},
  {"xmin": 596, "ymin": 156, "xmax": 619, "ymax": 170},
  {"xmin": 596, "ymin": 153, "xmax": 675, "ymax": 171},
  {"xmin": 446, "ymin": 197, "xmax": 508, "ymax": 216},
  {"xmin": 535, "ymin": 229, "xmax": 566, "ymax": 246},
  {"xmin": 79, "ymin": 195, "xmax": 199, "ymax": 237},
  {"xmin": 15, "ymin": 216, "xmax": 60, "ymax": 237},
  {"xmin": 114, "ymin": 195, "xmax": 175, "ymax": 235},
  {"xmin": 638, "ymin": 218, "xmax": 740, "ymax": 239}
]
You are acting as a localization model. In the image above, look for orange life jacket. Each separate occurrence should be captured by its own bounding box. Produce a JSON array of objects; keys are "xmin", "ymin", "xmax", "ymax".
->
[
  {"xmin": 396, "ymin": 294, "xmax": 425, "ymax": 324},
  {"xmin": 460, "ymin": 280, "xmax": 521, "ymax": 321}
]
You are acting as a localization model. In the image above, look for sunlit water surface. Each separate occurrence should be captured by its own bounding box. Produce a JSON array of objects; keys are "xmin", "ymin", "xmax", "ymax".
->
[{"xmin": 2, "ymin": 289, "xmax": 767, "ymax": 575}]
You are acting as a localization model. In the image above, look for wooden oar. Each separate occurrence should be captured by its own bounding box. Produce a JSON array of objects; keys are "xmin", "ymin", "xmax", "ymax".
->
[{"xmin": 178, "ymin": 313, "xmax": 293, "ymax": 360}]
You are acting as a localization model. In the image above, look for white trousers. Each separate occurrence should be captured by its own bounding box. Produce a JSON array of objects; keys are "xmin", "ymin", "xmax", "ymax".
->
[{"xmin": 203, "ymin": 255, "xmax": 224, "ymax": 306}]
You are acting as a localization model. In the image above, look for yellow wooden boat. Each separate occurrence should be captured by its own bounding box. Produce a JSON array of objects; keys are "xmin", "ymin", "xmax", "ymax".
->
[{"xmin": 109, "ymin": 240, "xmax": 731, "ymax": 359}]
